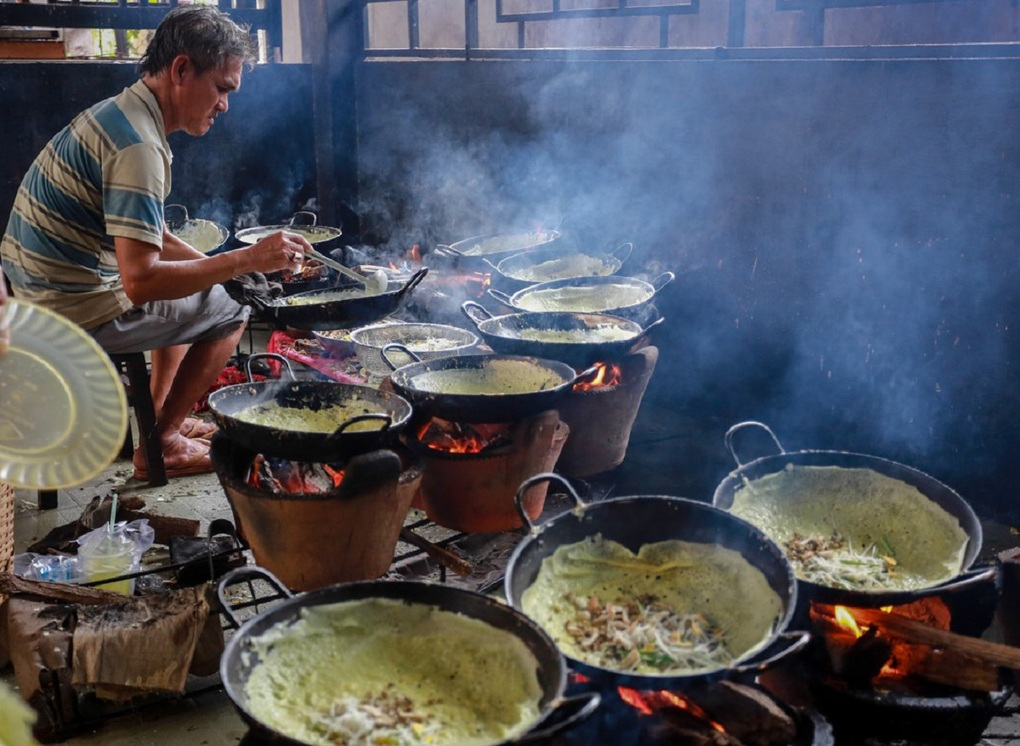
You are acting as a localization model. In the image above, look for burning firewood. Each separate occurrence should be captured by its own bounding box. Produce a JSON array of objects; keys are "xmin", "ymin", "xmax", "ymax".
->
[
  {"xmin": 812, "ymin": 603, "xmax": 1006, "ymax": 692},
  {"xmin": 687, "ymin": 681, "xmax": 798, "ymax": 746}
]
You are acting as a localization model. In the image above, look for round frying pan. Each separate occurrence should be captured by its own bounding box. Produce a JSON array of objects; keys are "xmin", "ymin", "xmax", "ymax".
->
[
  {"xmin": 434, "ymin": 230, "xmax": 562, "ymax": 270},
  {"xmin": 234, "ymin": 210, "xmax": 343, "ymax": 249},
  {"xmin": 712, "ymin": 421, "xmax": 984, "ymax": 608},
  {"xmin": 489, "ymin": 272, "xmax": 674, "ymax": 320},
  {"xmin": 251, "ymin": 268, "xmax": 428, "ymax": 331},
  {"xmin": 381, "ymin": 346, "xmax": 597, "ymax": 423},
  {"xmin": 165, "ymin": 204, "xmax": 228, "ymax": 254},
  {"xmin": 486, "ymin": 243, "xmax": 632, "ymax": 294},
  {"xmin": 461, "ymin": 301, "xmax": 663, "ymax": 368},
  {"xmin": 207, "ymin": 354, "xmax": 412, "ymax": 461},
  {"xmin": 218, "ymin": 568, "xmax": 600, "ymax": 746},
  {"xmin": 504, "ymin": 472, "xmax": 808, "ymax": 692}
]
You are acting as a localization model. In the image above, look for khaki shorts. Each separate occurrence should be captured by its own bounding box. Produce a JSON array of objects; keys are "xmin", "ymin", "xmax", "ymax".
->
[{"xmin": 90, "ymin": 285, "xmax": 249, "ymax": 354}]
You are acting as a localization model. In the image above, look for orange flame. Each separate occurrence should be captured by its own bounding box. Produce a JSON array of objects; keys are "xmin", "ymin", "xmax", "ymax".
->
[
  {"xmin": 410, "ymin": 244, "xmax": 422, "ymax": 263},
  {"xmin": 835, "ymin": 606, "xmax": 863, "ymax": 638},
  {"xmin": 574, "ymin": 362, "xmax": 623, "ymax": 391},
  {"xmin": 618, "ymin": 687, "xmax": 727, "ymax": 733}
]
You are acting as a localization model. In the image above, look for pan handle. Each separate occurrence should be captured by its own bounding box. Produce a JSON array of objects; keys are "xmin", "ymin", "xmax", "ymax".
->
[
  {"xmin": 288, "ymin": 210, "xmax": 318, "ymax": 226},
  {"xmin": 332, "ymin": 412, "xmax": 392, "ymax": 435},
  {"xmin": 165, "ymin": 203, "xmax": 189, "ymax": 229},
  {"xmin": 639, "ymin": 316, "xmax": 665, "ymax": 336},
  {"xmin": 397, "ymin": 267, "xmax": 429, "ymax": 299},
  {"xmin": 461, "ymin": 300, "xmax": 495, "ymax": 328},
  {"xmin": 724, "ymin": 421, "xmax": 786, "ymax": 467},
  {"xmin": 216, "ymin": 566, "xmax": 294, "ymax": 630},
  {"xmin": 650, "ymin": 271, "xmax": 675, "ymax": 294},
  {"xmin": 488, "ymin": 288, "xmax": 515, "ymax": 308},
  {"xmin": 609, "ymin": 242, "xmax": 633, "ymax": 265},
  {"xmin": 514, "ymin": 472, "xmax": 588, "ymax": 532},
  {"xmin": 573, "ymin": 365, "xmax": 601, "ymax": 386},
  {"xmin": 245, "ymin": 352, "xmax": 296, "ymax": 382},
  {"xmin": 381, "ymin": 343, "xmax": 423, "ymax": 371},
  {"xmin": 435, "ymin": 244, "xmax": 464, "ymax": 257},
  {"xmin": 730, "ymin": 630, "xmax": 811, "ymax": 676},
  {"xmin": 511, "ymin": 692, "xmax": 602, "ymax": 744}
]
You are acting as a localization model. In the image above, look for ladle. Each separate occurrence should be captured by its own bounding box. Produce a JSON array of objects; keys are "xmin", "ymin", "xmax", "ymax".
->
[{"xmin": 306, "ymin": 247, "xmax": 387, "ymax": 295}]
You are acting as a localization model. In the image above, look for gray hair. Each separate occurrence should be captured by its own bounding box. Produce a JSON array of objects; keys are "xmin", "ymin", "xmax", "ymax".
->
[{"xmin": 139, "ymin": 5, "xmax": 256, "ymax": 77}]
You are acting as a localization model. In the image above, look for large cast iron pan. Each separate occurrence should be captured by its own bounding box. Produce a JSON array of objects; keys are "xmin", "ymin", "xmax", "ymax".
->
[
  {"xmin": 462, "ymin": 301, "xmax": 663, "ymax": 368},
  {"xmin": 489, "ymin": 272, "xmax": 674, "ymax": 321},
  {"xmin": 712, "ymin": 421, "xmax": 985, "ymax": 609},
  {"xmin": 382, "ymin": 346, "xmax": 597, "ymax": 423},
  {"xmin": 504, "ymin": 472, "xmax": 808, "ymax": 692},
  {"xmin": 207, "ymin": 354, "xmax": 412, "ymax": 461},
  {"xmin": 486, "ymin": 243, "xmax": 632, "ymax": 294},
  {"xmin": 218, "ymin": 568, "xmax": 600, "ymax": 746},
  {"xmin": 250, "ymin": 268, "xmax": 428, "ymax": 331}
]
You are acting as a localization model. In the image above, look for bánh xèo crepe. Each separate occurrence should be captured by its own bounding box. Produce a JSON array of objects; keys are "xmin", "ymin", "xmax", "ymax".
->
[
  {"xmin": 232, "ymin": 400, "xmax": 386, "ymax": 432},
  {"xmin": 729, "ymin": 465, "xmax": 968, "ymax": 591},
  {"xmin": 245, "ymin": 598, "xmax": 543, "ymax": 746},
  {"xmin": 521, "ymin": 535, "xmax": 783, "ymax": 676},
  {"xmin": 515, "ymin": 284, "xmax": 649, "ymax": 313}
]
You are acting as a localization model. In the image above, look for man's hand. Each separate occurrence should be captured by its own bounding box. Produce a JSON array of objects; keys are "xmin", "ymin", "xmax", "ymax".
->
[{"xmin": 245, "ymin": 230, "xmax": 313, "ymax": 275}]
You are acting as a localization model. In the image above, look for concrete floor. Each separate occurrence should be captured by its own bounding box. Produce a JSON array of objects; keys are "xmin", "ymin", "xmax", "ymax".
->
[{"xmin": 6, "ymin": 339, "xmax": 1020, "ymax": 744}]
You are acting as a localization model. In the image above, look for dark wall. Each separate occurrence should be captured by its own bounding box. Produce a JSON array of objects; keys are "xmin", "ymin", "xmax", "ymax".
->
[
  {"xmin": 354, "ymin": 59, "xmax": 1020, "ymax": 519},
  {"xmin": 0, "ymin": 61, "xmax": 317, "ymax": 235}
]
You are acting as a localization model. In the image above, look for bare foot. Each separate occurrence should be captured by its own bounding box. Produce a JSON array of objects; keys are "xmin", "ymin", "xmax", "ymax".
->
[
  {"xmin": 134, "ymin": 433, "xmax": 212, "ymax": 479},
  {"xmin": 179, "ymin": 416, "xmax": 217, "ymax": 439}
]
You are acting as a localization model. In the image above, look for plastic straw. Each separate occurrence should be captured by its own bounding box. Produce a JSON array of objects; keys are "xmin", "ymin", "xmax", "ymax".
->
[{"xmin": 108, "ymin": 493, "xmax": 118, "ymax": 533}]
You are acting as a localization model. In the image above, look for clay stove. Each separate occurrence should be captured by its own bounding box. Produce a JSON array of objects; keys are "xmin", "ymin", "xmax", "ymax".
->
[
  {"xmin": 412, "ymin": 409, "xmax": 569, "ymax": 533},
  {"xmin": 556, "ymin": 345, "xmax": 658, "ymax": 478},
  {"xmin": 210, "ymin": 434, "xmax": 423, "ymax": 591}
]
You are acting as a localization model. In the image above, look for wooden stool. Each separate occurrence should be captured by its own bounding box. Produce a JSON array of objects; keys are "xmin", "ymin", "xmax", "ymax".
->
[{"xmin": 37, "ymin": 351, "xmax": 167, "ymax": 510}]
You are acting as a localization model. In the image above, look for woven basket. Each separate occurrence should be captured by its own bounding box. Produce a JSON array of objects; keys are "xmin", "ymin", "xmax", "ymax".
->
[{"xmin": 0, "ymin": 482, "xmax": 13, "ymax": 574}]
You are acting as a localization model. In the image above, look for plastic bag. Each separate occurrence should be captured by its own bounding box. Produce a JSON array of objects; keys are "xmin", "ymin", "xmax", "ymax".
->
[
  {"xmin": 12, "ymin": 552, "xmax": 81, "ymax": 583},
  {"xmin": 76, "ymin": 519, "xmax": 155, "ymax": 563},
  {"xmin": 75, "ymin": 519, "xmax": 155, "ymax": 594}
]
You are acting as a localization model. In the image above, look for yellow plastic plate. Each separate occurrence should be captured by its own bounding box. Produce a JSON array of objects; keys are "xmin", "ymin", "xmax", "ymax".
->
[{"xmin": 0, "ymin": 298, "xmax": 128, "ymax": 489}]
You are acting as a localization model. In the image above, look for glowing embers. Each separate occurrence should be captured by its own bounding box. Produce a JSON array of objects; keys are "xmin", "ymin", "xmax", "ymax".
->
[
  {"xmin": 416, "ymin": 418, "xmax": 512, "ymax": 455},
  {"xmin": 566, "ymin": 672, "xmax": 803, "ymax": 745},
  {"xmin": 246, "ymin": 454, "xmax": 345, "ymax": 493}
]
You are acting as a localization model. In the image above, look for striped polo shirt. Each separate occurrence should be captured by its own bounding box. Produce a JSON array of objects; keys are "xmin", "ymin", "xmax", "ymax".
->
[{"xmin": 0, "ymin": 79, "xmax": 171, "ymax": 330}]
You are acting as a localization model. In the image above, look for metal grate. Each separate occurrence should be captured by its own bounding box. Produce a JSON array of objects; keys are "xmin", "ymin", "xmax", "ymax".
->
[{"xmin": 0, "ymin": 1, "xmax": 283, "ymax": 57}]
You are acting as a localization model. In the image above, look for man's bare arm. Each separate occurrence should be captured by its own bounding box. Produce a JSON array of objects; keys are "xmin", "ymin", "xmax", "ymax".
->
[{"xmin": 115, "ymin": 230, "xmax": 311, "ymax": 305}]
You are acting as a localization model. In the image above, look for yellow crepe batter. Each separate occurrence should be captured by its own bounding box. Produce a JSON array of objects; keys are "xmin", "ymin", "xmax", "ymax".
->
[
  {"xmin": 521, "ymin": 535, "xmax": 783, "ymax": 676},
  {"xmin": 232, "ymin": 400, "xmax": 386, "ymax": 432},
  {"xmin": 730, "ymin": 465, "xmax": 968, "ymax": 591},
  {"xmin": 245, "ymin": 598, "xmax": 543, "ymax": 746}
]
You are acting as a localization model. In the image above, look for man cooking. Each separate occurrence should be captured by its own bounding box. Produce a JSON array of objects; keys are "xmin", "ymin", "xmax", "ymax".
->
[{"xmin": 0, "ymin": 6, "xmax": 311, "ymax": 480}]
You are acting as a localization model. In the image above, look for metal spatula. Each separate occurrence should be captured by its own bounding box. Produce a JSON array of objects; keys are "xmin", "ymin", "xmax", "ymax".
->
[{"xmin": 306, "ymin": 247, "xmax": 388, "ymax": 295}]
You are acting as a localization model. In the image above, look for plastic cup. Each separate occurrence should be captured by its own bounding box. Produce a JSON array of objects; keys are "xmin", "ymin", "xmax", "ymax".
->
[{"xmin": 78, "ymin": 533, "xmax": 136, "ymax": 594}]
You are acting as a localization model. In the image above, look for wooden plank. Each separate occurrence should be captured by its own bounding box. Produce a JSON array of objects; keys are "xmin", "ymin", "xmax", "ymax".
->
[{"xmin": 0, "ymin": 40, "xmax": 65, "ymax": 60}]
